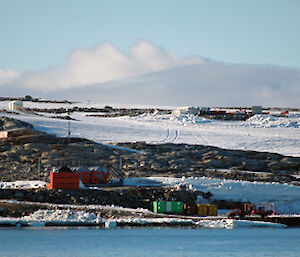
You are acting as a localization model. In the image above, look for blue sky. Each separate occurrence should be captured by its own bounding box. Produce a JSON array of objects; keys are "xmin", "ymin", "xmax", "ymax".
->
[{"xmin": 0, "ymin": 0, "xmax": 299, "ymax": 71}]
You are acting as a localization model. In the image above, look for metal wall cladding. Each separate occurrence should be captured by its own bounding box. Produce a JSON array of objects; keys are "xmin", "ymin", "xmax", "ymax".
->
[
  {"xmin": 171, "ymin": 201, "xmax": 184, "ymax": 213},
  {"xmin": 153, "ymin": 201, "xmax": 164, "ymax": 213},
  {"xmin": 153, "ymin": 201, "xmax": 184, "ymax": 213},
  {"xmin": 196, "ymin": 204, "xmax": 218, "ymax": 216},
  {"xmin": 208, "ymin": 204, "xmax": 218, "ymax": 216},
  {"xmin": 196, "ymin": 204, "xmax": 208, "ymax": 216}
]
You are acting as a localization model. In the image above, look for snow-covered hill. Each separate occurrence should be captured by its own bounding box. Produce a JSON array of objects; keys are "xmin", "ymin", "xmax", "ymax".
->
[{"xmin": 1, "ymin": 100, "xmax": 299, "ymax": 156}]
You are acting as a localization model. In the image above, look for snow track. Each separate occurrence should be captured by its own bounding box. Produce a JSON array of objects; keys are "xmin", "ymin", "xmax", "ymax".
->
[
  {"xmin": 152, "ymin": 128, "xmax": 180, "ymax": 144},
  {"xmin": 172, "ymin": 129, "xmax": 180, "ymax": 142}
]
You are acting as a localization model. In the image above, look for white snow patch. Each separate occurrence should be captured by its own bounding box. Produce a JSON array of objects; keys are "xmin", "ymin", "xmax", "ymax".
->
[
  {"xmin": 246, "ymin": 114, "xmax": 300, "ymax": 128},
  {"xmin": 132, "ymin": 113, "xmax": 212, "ymax": 126},
  {"xmin": 114, "ymin": 217, "xmax": 194, "ymax": 226},
  {"xmin": 233, "ymin": 220, "xmax": 286, "ymax": 228},
  {"xmin": 22, "ymin": 209, "xmax": 103, "ymax": 224},
  {"xmin": 105, "ymin": 220, "xmax": 117, "ymax": 228},
  {"xmin": 0, "ymin": 180, "xmax": 47, "ymax": 189},
  {"xmin": 196, "ymin": 219, "xmax": 233, "ymax": 229}
]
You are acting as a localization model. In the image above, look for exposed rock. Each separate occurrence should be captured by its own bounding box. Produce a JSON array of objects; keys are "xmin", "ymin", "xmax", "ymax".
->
[
  {"xmin": 14, "ymin": 191, "xmax": 24, "ymax": 200},
  {"xmin": 0, "ymin": 117, "xmax": 33, "ymax": 130}
]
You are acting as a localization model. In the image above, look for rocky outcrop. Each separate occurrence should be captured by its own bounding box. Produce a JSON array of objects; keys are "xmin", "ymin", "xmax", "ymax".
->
[
  {"xmin": 0, "ymin": 117, "xmax": 33, "ymax": 130},
  {"xmin": 114, "ymin": 142, "xmax": 300, "ymax": 184},
  {"xmin": 0, "ymin": 186, "xmax": 201, "ymax": 212}
]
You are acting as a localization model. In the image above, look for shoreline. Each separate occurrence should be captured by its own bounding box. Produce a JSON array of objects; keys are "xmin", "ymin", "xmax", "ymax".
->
[
  {"xmin": 0, "ymin": 200, "xmax": 295, "ymax": 229},
  {"xmin": 0, "ymin": 217, "xmax": 288, "ymax": 229}
]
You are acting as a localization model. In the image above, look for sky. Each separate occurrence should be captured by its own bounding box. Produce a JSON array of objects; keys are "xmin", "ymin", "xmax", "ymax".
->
[
  {"xmin": 0, "ymin": 0, "xmax": 299, "ymax": 107},
  {"xmin": 1, "ymin": 0, "xmax": 299, "ymax": 71}
]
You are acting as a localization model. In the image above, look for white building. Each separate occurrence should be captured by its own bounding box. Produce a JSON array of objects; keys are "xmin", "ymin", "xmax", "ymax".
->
[
  {"xmin": 9, "ymin": 101, "xmax": 23, "ymax": 111},
  {"xmin": 172, "ymin": 107, "xmax": 200, "ymax": 116}
]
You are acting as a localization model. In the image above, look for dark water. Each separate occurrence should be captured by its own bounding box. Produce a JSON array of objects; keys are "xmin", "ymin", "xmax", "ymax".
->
[{"xmin": 1, "ymin": 227, "xmax": 300, "ymax": 257}]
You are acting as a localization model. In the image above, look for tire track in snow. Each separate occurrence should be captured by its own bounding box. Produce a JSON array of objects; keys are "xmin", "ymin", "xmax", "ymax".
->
[
  {"xmin": 172, "ymin": 129, "xmax": 180, "ymax": 142},
  {"xmin": 191, "ymin": 130, "xmax": 210, "ymax": 145},
  {"xmin": 164, "ymin": 128, "xmax": 180, "ymax": 143},
  {"xmin": 153, "ymin": 128, "xmax": 180, "ymax": 144},
  {"xmin": 151, "ymin": 128, "xmax": 170, "ymax": 144},
  {"xmin": 165, "ymin": 128, "xmax": 171, "ymax": 141}
]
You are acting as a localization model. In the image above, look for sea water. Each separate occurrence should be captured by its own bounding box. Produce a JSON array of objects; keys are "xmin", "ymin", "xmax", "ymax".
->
[{"xmin": 1, "ymin": 227, "xmax": 300, "ymax": 257}]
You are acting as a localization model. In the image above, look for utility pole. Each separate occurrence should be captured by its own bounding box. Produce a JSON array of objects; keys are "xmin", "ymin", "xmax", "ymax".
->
[
  {"xmin": 119, "ymin": 156, "xmax": 124, "ymax": 185},
  {"xmin": 67, "ymin": 108, "xmax": 71, "ymax": 143},
  {"xmin": 37, "ymin": 156, "xmax": 41, "ymax": 180},
  {"xmin": 119, "ymin": 156, "xmax": 122, "ymax": 170}
]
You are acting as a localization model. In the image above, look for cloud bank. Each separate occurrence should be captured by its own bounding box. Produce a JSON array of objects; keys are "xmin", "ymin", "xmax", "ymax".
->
[
  {"xmin": 8, "ymin": 40, "xmax": 206, "ymax": 91},
  {"xmin": 48, "ymin": 63, "xmax": 300, "ymax": 107},
  {"xmin": 1, "ymin": 40, "xmax": 300, "ymax": 107}
]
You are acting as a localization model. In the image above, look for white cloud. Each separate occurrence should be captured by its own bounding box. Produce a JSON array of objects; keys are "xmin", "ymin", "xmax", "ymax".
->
[
  {"xmin": 0, "ymin": 69, "xmax": 20, "ymax": 85},
  {"xmin": 17, "ymin": 40, "xmax": 206, "ymax": 91}
]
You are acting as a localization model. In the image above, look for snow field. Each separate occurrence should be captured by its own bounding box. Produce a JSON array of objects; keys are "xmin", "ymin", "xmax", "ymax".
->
[{"xmin": 1, "ymin": 103, "xmax": 299, "ymax": 156}]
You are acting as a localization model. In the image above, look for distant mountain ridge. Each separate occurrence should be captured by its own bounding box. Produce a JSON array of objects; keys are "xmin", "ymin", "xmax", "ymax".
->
[
  {"xmin": 2, "ymin": 62, "xmax": 300, "ymax": 107},
  {"xmin": 49, "ymin": 63, "xmax": 300, "ymax": 107}
]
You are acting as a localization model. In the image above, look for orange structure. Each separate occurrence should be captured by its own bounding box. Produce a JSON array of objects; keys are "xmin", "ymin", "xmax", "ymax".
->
[
  {"xmin": 47, "ymin": 172, "xmax": 79, "ymax": 190},
  {"xmin": 244, "ymin": 203, "xmax": 275, "ymax": 216},
  {"xmin": 227, "ymin": 202, "xmax": 275, "ymax": 218}
]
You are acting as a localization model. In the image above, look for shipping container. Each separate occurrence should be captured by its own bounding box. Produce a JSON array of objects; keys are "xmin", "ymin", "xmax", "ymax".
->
[
  {"xmin": 196, "ymin": 204, "xmax": 218, "ymax": 216},
  {"xmin": 153, "ymin": 201, "xmax": 183, "ymax": 213},
  {"xmin": 171, "ymin": 201, "xmax": 184, "ymax": 213},
  {"xmin": 208, "ymin": 204, "xmax": 218, "ymax": 216},
  {"xmin": 153, "ymin": 201, "xmax": 166, "ymax": 213},
  {"xmin": 196, "ymin": 203, "xmax": 208, "ymax": 216}
]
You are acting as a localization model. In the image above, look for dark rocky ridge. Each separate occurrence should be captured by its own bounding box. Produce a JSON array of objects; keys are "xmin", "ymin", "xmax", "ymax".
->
[
  {"xmin": 0, "ymin": 116, "xmax": 33, "ymax": 130},
  {"xmin": 0, "ymin": 186, "xmax": 199, "ymax": 212}
]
